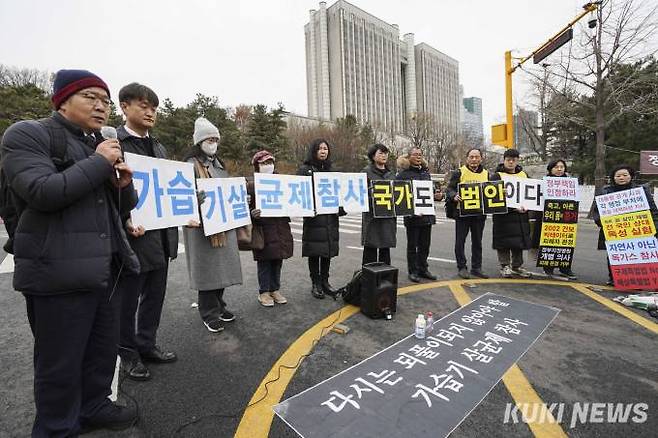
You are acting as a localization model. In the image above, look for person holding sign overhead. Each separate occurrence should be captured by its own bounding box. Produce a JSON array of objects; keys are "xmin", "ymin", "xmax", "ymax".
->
[
  {"xmin": 183, "ymin": 117, "xmax": 243, "ymax": 332},
  {"xmin": 249, "ymin": 150, "xmax": 294, "ymax": 307},
  {"xmin": 445, "ymin": 148, "xmax": 493, "ymax": 279},
  {"xmin": 592, "ymin": 164, "xmax": 658, "ymax": 285},
  {"xmin": 361, "ymin": 144, "xmax": 397, "ymax": 265},
  {"xmin": 492, "ymin": 149, "xmax": 532, "ymax": 278},
  {"xmin": 297, "ymin": 139, "xmax": 343, "ymax": 299}
]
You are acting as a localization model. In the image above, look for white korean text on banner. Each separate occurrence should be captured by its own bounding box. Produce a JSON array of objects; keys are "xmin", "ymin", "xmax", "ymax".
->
[
  {"xmin": 196, "ymin": 177, "xmax": 251, "ymax": 236},
  {"xmin": 313, "ymin": 172, "xmax": 342, "ymax": 214},
  {"xmin": 412, "ymin": 180, "xmax": 435, "ymax": 216},
  {"xmin": 339, "ymin": 173, "xmax": 369, "ymax": 213},
  {"xmin": 543, "ymin": 177, "xmax": 579, "ymax": 201},
  {"xmin": 501, "ymin": 176, "xmax": 544, "ymax": 211},
  {"xmin": 254, "ymin": 173, "xmax": 315, "ymax": 218},
  {"xmin": 125, "ymin": 152, "xmax": 199, "ymax": 231}
]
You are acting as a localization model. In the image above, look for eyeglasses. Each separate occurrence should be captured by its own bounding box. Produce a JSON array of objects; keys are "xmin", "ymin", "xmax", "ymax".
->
[{"xmin": 76, "ymin": 92, "xmax": 112, "ymax": 107}]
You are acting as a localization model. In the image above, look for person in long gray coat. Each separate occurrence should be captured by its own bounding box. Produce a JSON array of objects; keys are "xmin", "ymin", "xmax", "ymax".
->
[
  {"xmin": 361, "ymin": 143, "xmax": 397, "ymax": 265},
  {"xmin": 183, "ymin": 117, "xmax": 243, "ymax": 333}
]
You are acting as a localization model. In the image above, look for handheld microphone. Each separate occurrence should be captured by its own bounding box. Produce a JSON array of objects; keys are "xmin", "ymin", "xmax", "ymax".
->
[{"xmin": 100, "ymin": 126, "xmax": 121, "ymax": 179}]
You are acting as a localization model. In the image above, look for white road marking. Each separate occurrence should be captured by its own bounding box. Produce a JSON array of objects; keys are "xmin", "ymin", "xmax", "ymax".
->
[
  {"xmin": 428, "ymin": 256, "xmax": 456, "ymax": 264},
  {"xmin": 0, "ymin": 254, "xmax": 14, "ymax": 274},
  {"xmin": 177, "ymin": 243, "xmax": 185, "ymax": 254}
]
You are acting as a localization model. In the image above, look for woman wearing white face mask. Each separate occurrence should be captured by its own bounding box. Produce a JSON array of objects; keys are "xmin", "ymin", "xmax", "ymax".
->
[
  {"xmin": 248, "ymin": 150, "xmax": 294, "ymax": 307},
  {"xmin": 182, "ymin": 117, "xmax": 243, "ymax": 333}
]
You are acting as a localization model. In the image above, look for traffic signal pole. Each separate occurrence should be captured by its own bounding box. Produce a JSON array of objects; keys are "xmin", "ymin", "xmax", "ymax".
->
[{"xmin": 493, "ymin": 2, "xmax": 600, "ymax": 149}]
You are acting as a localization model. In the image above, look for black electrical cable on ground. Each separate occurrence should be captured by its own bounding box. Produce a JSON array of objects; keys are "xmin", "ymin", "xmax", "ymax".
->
[{"xmin": 171, "ymin": 305, "xmax": 345, "ymax": 436}]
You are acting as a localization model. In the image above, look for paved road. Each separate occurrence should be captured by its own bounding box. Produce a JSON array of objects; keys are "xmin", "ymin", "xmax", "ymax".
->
[{"xmin": 1, "ymin": 215, "xmax": 656, "ymax": 438}]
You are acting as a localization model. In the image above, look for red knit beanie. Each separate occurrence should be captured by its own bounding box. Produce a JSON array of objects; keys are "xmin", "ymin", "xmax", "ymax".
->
[{"xmin": 51, "ymin": 69, "xmax": 110, "ymax": 109}]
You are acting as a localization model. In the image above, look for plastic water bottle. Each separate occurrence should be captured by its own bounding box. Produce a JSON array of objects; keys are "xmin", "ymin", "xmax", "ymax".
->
[
  {"xmin": 425, "ymin": 312, "xmax": 434, "ymax": 334},
  {"xmin": 415, "ymin": 314, "xmax": 426, "ymax": 339}
]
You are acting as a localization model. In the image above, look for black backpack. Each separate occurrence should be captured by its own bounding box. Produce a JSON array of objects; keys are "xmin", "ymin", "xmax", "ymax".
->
[
  {"xmin": 341, "ymin": 269, "xmax": 364, "ymax": 305},
  {"xmin": 0, "ymin": 118, "xmax": 68, "ymax": 254}
]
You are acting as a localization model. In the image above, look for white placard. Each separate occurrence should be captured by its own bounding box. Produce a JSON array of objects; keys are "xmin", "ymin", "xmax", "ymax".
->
[
  {"xmin": 340, "ymin": 173, "xmax": 369, "ymax": 213},
  {"xmin": 595, "ymin": 187, "xmax": 649, "ymax": 218},
  {"xmin": 501, "ymin": 176, "xmax": 544, "ymax": 211},
  {"xmin": 412, "ymin": 180, "xmax": 435, "ymax": 215},
  {"xmin": 254, "ymin": 173, "xmax": 315, "ymax": 217},
  {"xmin": 606, "ymin": 236, "xmax": 658, "ymax": 266},
  {"xmin": 313, "ymin": 172, "xmax": 342, "ymax": 214},
  {"xmin": 196, "ymin": 177, "xmax": 251, "ymax": 236},
  {"xmin": 543, "ymin": 177, "xmax": 579, "ymax": 201},
  {"xmin": 125, "ymin": 152, "xmax": 199, "ymax": 230}
]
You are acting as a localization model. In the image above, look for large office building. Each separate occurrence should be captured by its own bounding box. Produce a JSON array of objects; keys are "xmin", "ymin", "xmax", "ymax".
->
[
  {"xmin": 462, "ymin": 95, "xmax": 484, "ymax": 146},
  {"xmin": 305, "ymin": 1, "xmax": 460, "ymax": 135}
]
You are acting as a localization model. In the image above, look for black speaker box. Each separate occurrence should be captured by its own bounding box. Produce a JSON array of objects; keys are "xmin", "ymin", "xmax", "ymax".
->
[{"xmin": 360, "ymin": 263, "xmax": 398, "ymax": 319}]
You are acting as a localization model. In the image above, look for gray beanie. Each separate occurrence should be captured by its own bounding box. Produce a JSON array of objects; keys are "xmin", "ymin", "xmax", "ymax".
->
[{"xmin": 193, "ymin": 117, "xmax": 220, "ymax": 145}]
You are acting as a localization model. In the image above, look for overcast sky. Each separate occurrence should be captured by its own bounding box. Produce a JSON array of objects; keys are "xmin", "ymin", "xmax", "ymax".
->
[{"xmin": 1, "ymin": 0, "xmax": 609, "ymax": 136}]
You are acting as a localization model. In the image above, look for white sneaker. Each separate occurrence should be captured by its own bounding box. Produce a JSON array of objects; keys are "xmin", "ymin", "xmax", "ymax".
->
[
  {"xmin": 258, "ymin": 293, "xmax": 275, "ymax": 307},
  {"xmin": 512, "ymin": 266, "xmax": 532, "ymax": 278},
  {"xmin": 269, "ymin": 291, "xmax": 288, "ymax": 304},
  {"xmin": 500, "ymin": 265, "xmax": 514, "ymax": 278}
]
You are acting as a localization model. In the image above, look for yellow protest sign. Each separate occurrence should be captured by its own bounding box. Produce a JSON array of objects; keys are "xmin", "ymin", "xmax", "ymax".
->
[
  {"xmin": 601, "ymin": 210, "xmax": 656, "ymax": 241},
  {"xmin": 539, "ymin": 223, "xmax": 578, "ymax": 248}
]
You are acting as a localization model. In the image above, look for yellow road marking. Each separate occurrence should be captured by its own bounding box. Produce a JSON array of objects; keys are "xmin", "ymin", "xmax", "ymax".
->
[
  {"xmin": 235, "ymin": 278, "xmax": 651, "ymax": 437},
  {"xmin": 570, "ymin": 284, "xmax": 658, "ymax": 334},
  {"xmin": 449, "ymin": 283, "xmax": 568, "ymax": 438},
  {"xmin": 235, "ymin": 304, "xmax": 360, "ymax": 438}
]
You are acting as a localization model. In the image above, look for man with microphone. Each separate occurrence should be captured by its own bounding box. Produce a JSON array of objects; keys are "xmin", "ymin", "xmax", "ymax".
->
[
  {"xmin": 115, "ymin": 83, "xmax": 178, "ymax": 382},
  {"xmin": 1, "ymin": 69, "xmax": 140, "ymax": 436}
]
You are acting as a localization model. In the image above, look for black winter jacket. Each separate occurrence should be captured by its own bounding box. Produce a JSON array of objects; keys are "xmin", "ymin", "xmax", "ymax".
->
[
  {"xmin": 491, "ymin": 164, "xmax": 531, "ymax": 250},
  {"xmin": 296, "ymin": 149, "xmax": 341, "ymax": 258},
  {"xmin": 1, "ymin": 113, "xmax": 139, "ymax": 294},
  {"xmin": 118, "ymin": 126, "xmax": 178, "ymax": 272},
  {"xmin": 592, "ymin": 183, "xmax": 658, "ymax": 250},
  {"xmin": 395, "ymin": 156, "xmax": 436, "ymax": 227},
  {"xmin": 361, "ymin": 164, "xmax": 397, "ymax": 248}
]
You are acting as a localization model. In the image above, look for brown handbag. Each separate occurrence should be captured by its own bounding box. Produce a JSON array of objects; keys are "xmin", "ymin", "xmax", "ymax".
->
[{"xmin": 237, "ymin": 224, "xmax": 265, "ymax": 251}]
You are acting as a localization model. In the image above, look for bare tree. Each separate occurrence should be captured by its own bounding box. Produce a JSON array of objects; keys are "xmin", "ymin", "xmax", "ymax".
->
[
  {"xmin": 0, "ymin": 65, "xmax": 51, "ymax": 91},
  {"xmin": 521, "ymin": 0, "xmax": 658, "ymax": 190}
]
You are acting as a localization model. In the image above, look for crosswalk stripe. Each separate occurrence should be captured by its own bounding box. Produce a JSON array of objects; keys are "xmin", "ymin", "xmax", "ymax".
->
[{"xmin": 0, "ymin": 254, "xmax": 14, "ymax": 274}]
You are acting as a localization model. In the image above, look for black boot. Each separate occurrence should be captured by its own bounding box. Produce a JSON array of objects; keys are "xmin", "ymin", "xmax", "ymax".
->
[
  {"xmin": 321, "ymin": 277, "xmax": 338, "ymax": 299},
  {"xmin": 310, "ymin": 276, "xmax": 325, "ymax": 299}
]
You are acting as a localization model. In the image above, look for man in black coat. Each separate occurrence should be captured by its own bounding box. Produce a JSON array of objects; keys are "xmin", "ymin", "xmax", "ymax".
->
[
  {"xmin": 396, "ymin": 147, "xmax": 439, "ymax": 283},
  {"xmin": 115, "ymin": 83, "xmax": 178, "ymax": 381},
  {"xmin": 1, "ymin": 69, "xmax": 140, "ymax": 436}
]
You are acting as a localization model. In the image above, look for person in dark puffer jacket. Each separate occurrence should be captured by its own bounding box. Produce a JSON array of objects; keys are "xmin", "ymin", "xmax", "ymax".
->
[
  {"xmin": 297, "ymin": 138, "xmax": 343, "ymax": 299},
  {"xmin": 1, "ymin": 69, "xmax": 139, "ymax": 436},
  {"xmin": 592, "ymin": 164, "xmax": 658, "ymax": 286},
  {"xmin": 248, "ymin": 149, "xmax": 294, "ymax": 307},
  {"xmin": 491, "ymin": 149, "xmax": 532, "ymax": 278},
  {"xmin": 396, "ymin": 146, "xmax": 440, "ymax": 283}
]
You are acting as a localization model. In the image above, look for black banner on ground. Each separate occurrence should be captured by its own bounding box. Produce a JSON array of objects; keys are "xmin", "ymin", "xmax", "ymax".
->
[{"xmin": 274, "ymin": 293, "xmax": 560, "ymax": 438}]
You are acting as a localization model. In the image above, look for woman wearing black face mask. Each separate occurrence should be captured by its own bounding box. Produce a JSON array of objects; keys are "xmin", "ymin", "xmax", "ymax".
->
[
  {"xmin": 182, "ymin": 117, "xmax": 243, "ymax": 333},
  {"xmin": 592, "ymin": 164, "xmax": 658, "ymax": 286},
  {"xmin": 296, "ymin": 138, "xmax": 343, "ymax": 299},
  {"xmin": 248, "ymin": 150, "xmax": 293, "ymax": 307}
]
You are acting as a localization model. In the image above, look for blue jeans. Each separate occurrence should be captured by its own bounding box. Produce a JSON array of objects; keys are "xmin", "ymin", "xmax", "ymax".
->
[{"xmin": 257, "ymin": 260, "xmax": 283, "ymax": 293}]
